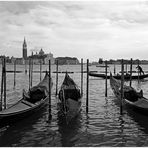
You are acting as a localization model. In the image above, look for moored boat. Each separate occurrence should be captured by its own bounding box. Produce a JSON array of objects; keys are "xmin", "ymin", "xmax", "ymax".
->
[
  {"xmin": 0, "ymin": 72, "xmax": 53, "ymax": 125},
  {"xmin": 96, "ymin": 65, "xmax": 109, "ymax": 68},
  {"xmin": 89, "ymin": 72, "xmax": 148, "ymax": 80},
  {"xmin": 58, "ymin": 73, "xmax": 82, "ymax": 123},
  {"xmin": 110, "ymin": 72, "xmax": 148, "ymax": 114}
]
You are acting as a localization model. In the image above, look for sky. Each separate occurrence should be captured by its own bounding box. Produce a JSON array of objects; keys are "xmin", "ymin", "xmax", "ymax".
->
[{"xmin": 1, "ymin": 1, "xmax": 148, "ymax": 61}]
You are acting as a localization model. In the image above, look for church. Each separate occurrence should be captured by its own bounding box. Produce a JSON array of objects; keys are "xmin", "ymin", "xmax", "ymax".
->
[{"xmin": 21, "ymin": 38, "xmax": 55, "ymax": 65}]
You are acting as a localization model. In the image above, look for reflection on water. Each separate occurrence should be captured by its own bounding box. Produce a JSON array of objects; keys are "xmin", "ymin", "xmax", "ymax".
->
[
  {"xmin": 1, "ymin": 64, "xmax": 148, "ymax": 146},
  {"xmin": 57, "ymin": 112, "xmax": 82, "ymax": 147},
  {"xmin": 0, "ymin": 105, "xmax": 48, "ymax": 147},
  {"xmin": 126, "ymin": 106, "xmax": 148, "ymax": 134}
]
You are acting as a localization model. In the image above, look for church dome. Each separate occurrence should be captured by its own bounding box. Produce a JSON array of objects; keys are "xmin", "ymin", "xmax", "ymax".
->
[{"xmin": 39, "ymin": 48, "xmax": 44, "ymax": 55}]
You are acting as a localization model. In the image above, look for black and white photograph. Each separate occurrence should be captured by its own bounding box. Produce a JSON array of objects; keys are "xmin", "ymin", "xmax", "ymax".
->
[{"xmin": 1, "ymin": 0, "xmax": 148, "ymax": 147}]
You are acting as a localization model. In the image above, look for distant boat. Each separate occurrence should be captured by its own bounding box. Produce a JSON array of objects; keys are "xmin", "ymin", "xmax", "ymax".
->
[
  {"xmin": 53, "ymin": 71, "xmax": 74, "ymax": 74},
  {"xmin": 6, "ymin": 70, "xmax": 22, "ymax": 73},
  {"xmin": 0, "ymin": 72, "xmax": 53, "ymax": 125},
  {"xmin": 96, "ymin": 65, "xmax": 109, "ymax": 68},
  {"xmin": 110, "ymin": 72, "xmax": 148, "ymax": 114},
  {"xmin": 89, "ymin": 72, "xmax": 148, "ymax": 80},
  {"xmin": 57, "ymin": 73, "xmax": 82, "ymax": 123}
]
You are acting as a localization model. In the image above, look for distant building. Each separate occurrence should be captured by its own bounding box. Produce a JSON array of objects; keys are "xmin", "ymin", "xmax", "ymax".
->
[
  {"xmin": 29, "ymin": 49, "xmax": 45, "ymax": 64},
  {"xmin": 11, "ymin": 57, "xmax": 23, "ymax": 64},
  {"xmin": 55, "ymin": 57, "xmax": 79, "ymax": 65},
  {"xmin": 22, "ymin": 37, "xmax": 27, "ymax": 60},
  {"xmin": 44, "ymin": 52, "xmax": 55, "ymax": 64},
  {"xmin": 0, "ymin": 55, "xmax": 11, "ymax": 64},
  {"xmin": 1, "ymin": 38, "xmax": 55, "ymax": 65},
  {"xmin": 29, "ymin": 49, "xmax": 55, "ymax": 65},
  {"xmin": 39, "ymin": 48, "xmax": 44, "ymax": 56}
]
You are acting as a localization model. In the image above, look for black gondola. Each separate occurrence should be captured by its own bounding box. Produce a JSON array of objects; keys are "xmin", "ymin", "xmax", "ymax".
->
[
  {"xmin": 110, "ymin": 72, "xmax": 148, "ymax": 114},
  {"xmin": 58, "ymin": 73, "xmax": 82, "ymax": 123},
  {"xmin": 89, "ymin": 72, "xmax": 148, "ymax": 80},
  {"xmin": 0, "ymin": 72, "xmax": 53, "ymax": 125}
]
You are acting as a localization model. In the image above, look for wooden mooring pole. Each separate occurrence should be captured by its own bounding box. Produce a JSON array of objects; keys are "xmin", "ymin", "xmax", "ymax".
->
[
  {"xmin": 138, "ymin": 59, "xmax": 140, "ymax": 83},
  {"xmin": 86, "ymin": 59, "xmax": 89, "ymax": 113},
  {"xmin": 120, "ymin": 59, "xmax": 124, "ymax": 115},
  {"xmin": 29, "ymin": 59, "xmax": 31, "ymax": 90},
  {"xmin": 31, "ymin": 59, "xmax": 33, "ymax": 87},
  {"xmin": 129, "ymin": 58, "xmax": 133, "ymax": 87},
  {"xmin": 0, "ymin": 58, "xmax": 4, "ymax": 111},
  {"xmin": 14, "ymin": 60, "xmax": 16, "ymax": 88},
  {"xmin": 40, "ymin": 59, "xmax": 42, "ymax": 81},
  {"xmin": 126, "ymin": 62, "xmax": 127, "ymax": 73},
  {"xmin": 3, "ymin": 57, "xmax": 6, "ymax": 109},
  {"xmin": 81, "ymin": 58, "xmax": 83, "ymax": 96},
  {"xmin": 105, "ymin": 60, "xmax": 107, "ymax": 97},
  {"xmin": 55, "ymin": 60, "xmax": 58, "ymax": 96},
  {"xmin": 25, "ymin": 60, "xmax": 27, "ymax": 74},
  {"xmin": 114, "ymin": 64, "xmax": 116, "ymax": 75},
  {"xmin": 48, "ymin": 59, "xmax": 52, "ymax": 119}
]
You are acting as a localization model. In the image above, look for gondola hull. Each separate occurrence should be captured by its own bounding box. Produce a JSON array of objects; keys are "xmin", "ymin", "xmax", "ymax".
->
[
  {"xmin": 58, "ymin": 73, "xmax": 82, "ymax": 123},
  {"xmin": 89, "ymin": 72, "xmax": 148, "ymax": 80},
  {"xmin": 0, "ymin": 72, "xmax": 52, "ymax": 126},
  {"xmin": 110, "ymin": 73, "xmax": 148, "ymax": 115},
  {"xmin": 0, "ymin": 97, "xmax": 48, "ymax": 126},
  {"xmin": 124, "ymin": 98, "xmax": 148, "ymax": 115},
  {"xmin": 58, "ymin": 98, "xmax": 82, "ymax": 122}
]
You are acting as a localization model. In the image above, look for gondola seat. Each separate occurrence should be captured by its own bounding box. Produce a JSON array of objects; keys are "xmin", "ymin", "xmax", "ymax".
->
[{"xmin": 124, "ymin": 90, "xmax": 143, "ymax": 102}]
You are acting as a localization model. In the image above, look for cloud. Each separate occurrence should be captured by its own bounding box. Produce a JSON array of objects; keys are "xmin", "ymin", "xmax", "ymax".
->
[
  {"xmin": 0, "ymin": 1, "xmax": 148, "ymax": 61},
  {"xmin": 0, "ymin": 1, "xmax": 49, "ymax": 14}
]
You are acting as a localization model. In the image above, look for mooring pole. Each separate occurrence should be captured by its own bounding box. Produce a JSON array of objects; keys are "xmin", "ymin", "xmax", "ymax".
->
[
  {"xmin": 48, "ymin": 59, "xmax": 52, "ymax": 119},
  {"xmin": 126, "ymin": 62, "xmax": 127, "ymax": 74},
  {"xmin": 129, "ymin": 58, "xmax": 133, "ymax": 87},
  {"xmin": 40, "ymin": 59, "xmax": 42, "ymax": 81},
  {"xmin": 114, "ymin": 64, "xmax": 116, "ymax": 75},
  {"xmin": 81, "ymin": 58, "xmax": 83, "ymax": 96},
  {"xmin": 14, "ymin": 60, "xmax": 16, "ymax": 88},
  {"xmin": 25, "ymin": 60, "xmax": 27, "ymax": 74},
  {"xmin": 3, "ymin": 57, "xmax": 6, "ymax": 109},
  {"xmin": 31, "ymin": 59, "xmax": 33, "ymax": 87},
  {"xmin": 120, "ymin": 59, "xmax": 124, "ymax": 115},
  {"xmin": 29, "ymin": 59, "xmax": 31, "ymax": 90},
  {"xmin": 105, "ymin": 60, "xmax": 107, "ymax": 97},
  {"xmin": 86, "ymin": 59, "xmax": 89, "ymax": 113},
  {"xmin": 0, "ymin": 58, "xmax": 4, "ymax": 111},
  {"xmin": 55, "ymin": 60, "xmax": 58, "ymax": 96},
  {"xmin": 138, "ymin": 59, "xmax": 140, "ymax": 83}
]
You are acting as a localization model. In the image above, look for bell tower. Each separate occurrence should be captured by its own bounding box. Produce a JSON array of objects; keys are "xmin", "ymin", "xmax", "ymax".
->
[{"xmin": 22, "ymin": 37, "xmax": 27, "ymax": 60}]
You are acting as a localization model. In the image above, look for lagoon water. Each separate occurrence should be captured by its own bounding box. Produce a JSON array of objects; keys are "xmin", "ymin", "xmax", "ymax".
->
[{"xmin": 1, "ymin": 63, "xmax": 148, "ymax": 146}]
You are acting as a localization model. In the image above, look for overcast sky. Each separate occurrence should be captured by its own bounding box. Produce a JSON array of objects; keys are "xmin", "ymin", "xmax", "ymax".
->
[{"xmin": 1, "ymin": 1, "xmax": 148, "ymax": 61}]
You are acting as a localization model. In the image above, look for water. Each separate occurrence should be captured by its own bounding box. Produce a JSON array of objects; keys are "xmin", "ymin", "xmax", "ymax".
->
[{"xmin": 0, "ymin": 64, "xmax": 148, "ymax": 146}]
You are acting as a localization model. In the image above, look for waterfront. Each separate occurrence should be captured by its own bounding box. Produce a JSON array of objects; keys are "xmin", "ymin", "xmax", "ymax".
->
[{"xmin": 1, "ymin": 64, "xmax": 148, "ymax": 146}]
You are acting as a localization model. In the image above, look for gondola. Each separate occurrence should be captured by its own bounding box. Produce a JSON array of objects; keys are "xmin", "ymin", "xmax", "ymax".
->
[
  {"xmin": 58, "ymin": 73, "xmax": 82, "ymax": 123},
  {"xmin": 0, "ymin": 72, "xmax": 53, "ymax": 125},
  {"xmin": 89, "ymin": 72, "xmax": 148, "ymax": 80},
  {"xmin": 110, "ymin": 72, "xmax": 148, "ymax": 114},
  {"xmin": 96, "ymin": 65, "xmax": 109, "ymax": 68}
]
